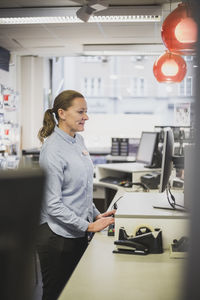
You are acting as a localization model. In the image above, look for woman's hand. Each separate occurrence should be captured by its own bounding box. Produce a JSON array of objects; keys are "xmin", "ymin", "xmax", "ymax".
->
[
  {"xmin": 87, "ymin": 209, "xmax": 116, "ymax": 232},
  {"xmin": 87, "ymin": 216, "xmax": 114, "ymax": 233},
  {"xmin": 95, "ymin": 209, "xmax": 116, "ymax": 220}
]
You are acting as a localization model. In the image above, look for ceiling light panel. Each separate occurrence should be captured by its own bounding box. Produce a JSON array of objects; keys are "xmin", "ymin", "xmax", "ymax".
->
[{"xmin": 0, "ymin": 6, "xmax": 162, "ymax": 24}]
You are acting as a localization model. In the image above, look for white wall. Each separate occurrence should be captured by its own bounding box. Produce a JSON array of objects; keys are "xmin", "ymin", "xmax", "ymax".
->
[
  {"xmin": 0, "ymin": 54, "xmax": 49, "ymax": 151},
  {"xmin": 0, "ymin": 53, "xmax": 19, "ymax": 89},
  {"xmin": 81, "ymin": 113, "xmax": 162, "ymax": 150},
  {"xmin": 20, "ymin": 56, "xmax": 44, "ymax": 149}
]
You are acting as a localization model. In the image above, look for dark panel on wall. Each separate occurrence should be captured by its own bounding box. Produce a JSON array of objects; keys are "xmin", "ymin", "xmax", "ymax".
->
[
  {"xmin": 0, "ymin": 46, "xmax": 10, "ymax": 72},
  {"xmin": 183, "ymin": 1, "xmax": 200, "ymax": 300}
]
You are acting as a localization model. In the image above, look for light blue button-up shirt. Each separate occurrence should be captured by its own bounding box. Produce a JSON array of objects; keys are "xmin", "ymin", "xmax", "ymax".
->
[{"xmin": 39, "ymin": 126, "xmax": 100, "ymax": 238}]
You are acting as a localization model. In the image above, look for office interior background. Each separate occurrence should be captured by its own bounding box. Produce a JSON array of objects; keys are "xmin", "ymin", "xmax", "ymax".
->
[
  {"xmin": 0, "ymin": 0, "xmax": 196, "ymax": 166},
  {"xmin": 0, "ymin": 53, "xmax": 195, "ymax": 161},
  {"xmin": 0, "ymin": 0, "xmax": 200, "ymax": 299}
]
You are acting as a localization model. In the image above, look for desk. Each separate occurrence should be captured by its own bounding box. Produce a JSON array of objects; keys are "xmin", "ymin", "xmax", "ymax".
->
[
  {"xmin": 114, "ymin": 192, "xmax": 188, "ymax": 249},
  {"xmin": 59, "ymin": 231, "xmax": 185, "ymax": 300},
  {"xmin": 59, "ymin": 190, "xmax": 188, "ymax": 300},
  {"xmin": 96, "ymin": 162, "xmax": 161, "ymax": 185},
  {"xmin": 93, "ymin": 180, "xmax": 122, "ymax": 212},
  {"xmin": 105, "ymin": 155, "xmax": 136, "ymax": 163}
]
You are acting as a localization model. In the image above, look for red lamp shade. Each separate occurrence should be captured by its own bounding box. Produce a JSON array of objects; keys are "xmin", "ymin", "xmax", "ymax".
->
[
  {"xmin": 153, "ymin": 51, "xmax": 187, "ymax": 83},
  {"xmin": 161, "ymin": 3, "xmax": 198, "ymax": 55}
]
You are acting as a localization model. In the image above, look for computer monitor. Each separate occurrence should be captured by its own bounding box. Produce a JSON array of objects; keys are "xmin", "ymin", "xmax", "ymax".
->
[
  {"xmin": 136, "ymin": 131, "xmax": 161, "ymax": 168},
  {"xmin": 159, "ymin": 128, "xmax": 174, "ymax": 193},
  {"xmin": 154, "ymin": 128, "xmax": 185, "ymax": 211},
  {"xmin": 0, "ymin": 167, "xmax": 46, "ymax": 300}
]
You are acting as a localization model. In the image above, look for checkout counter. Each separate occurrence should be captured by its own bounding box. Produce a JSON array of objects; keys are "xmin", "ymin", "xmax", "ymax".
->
[{"xmin": 59, "ymin": 163, "xmax": 188, "ymax": 300}]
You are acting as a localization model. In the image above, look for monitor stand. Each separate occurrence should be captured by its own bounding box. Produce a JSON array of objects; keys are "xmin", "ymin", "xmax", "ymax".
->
[
  {"xmin": 144, "ymin": 164, "xmax": 155, "ymax": 169},
  {"xmin": 153, "ymin": 205, "xmax": 187, "ymax": 213},
  {"xmin": 144, "ymin": 163, "xmax": 161, "ymax": 169},
  {"xmin": 153, "ymin": 186, "xmax": 187, "ymax": 212}
]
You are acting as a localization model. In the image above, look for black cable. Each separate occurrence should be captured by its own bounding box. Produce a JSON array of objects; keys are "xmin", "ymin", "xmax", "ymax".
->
[
  {"xmin": 111, "ymin": 182, "xmax": 150, "ymax": 211},
  {"xmin": 167, "ymin": 185, "xmax": 186, "ymax": 210},
  {"xmin": 169, "ymin": 186, "xmax": 186, "ymax": 209},
  {"xmin": 131, "ymin": 182, "xmax": 150, "ymax": 192},
  {"xmin": 166, "ymin": 188, "xmax": 175, "ymax": 209},
  {"xmin": 111, "ymin": 196, "xmax": 123, "ymax": 210},
  {"xmin": 168, "ymin": 185, "xmax": 176, "ymax": 205},
  {"xmin": 120, "ymin": 180, "xmax": 149, "ymax": 192}
]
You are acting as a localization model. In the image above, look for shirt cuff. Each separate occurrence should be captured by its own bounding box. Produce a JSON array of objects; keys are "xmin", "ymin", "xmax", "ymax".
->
[
  {"xmin": 93, "ymin": 208, "xmax": 101, "ymax": 220},
  {"xmin": 80, "ymin": 219, "xmax": 90, "ymax": 232}
]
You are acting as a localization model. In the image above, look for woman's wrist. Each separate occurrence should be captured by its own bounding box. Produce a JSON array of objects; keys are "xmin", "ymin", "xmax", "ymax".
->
[
  {"xmin": 87, "ymin": 222, "xmax": 94, "ymax": 232},
  {"xmin": 95, "ymin": 214, "xmax": 102, "ymax": 220}
]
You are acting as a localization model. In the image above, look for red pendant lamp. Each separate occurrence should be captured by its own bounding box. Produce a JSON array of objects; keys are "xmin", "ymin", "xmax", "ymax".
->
[
  {"xmin": 161, "ymin": 2, "xmax": 198, "ymax": 55},
  {"xmin": 153, "ymin": 51, "xmax": 187, "ymax": 83}
]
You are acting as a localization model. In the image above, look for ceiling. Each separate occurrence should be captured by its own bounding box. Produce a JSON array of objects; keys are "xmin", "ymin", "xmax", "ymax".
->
[{"xmin": 0, "ymin": 0, "xmax": 180, "ymax": 57}]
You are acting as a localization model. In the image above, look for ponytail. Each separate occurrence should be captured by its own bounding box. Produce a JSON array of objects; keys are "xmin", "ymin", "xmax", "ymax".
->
[{"xmin": 38, "ymin": 109, "xmax": 56, "ymax": 143}]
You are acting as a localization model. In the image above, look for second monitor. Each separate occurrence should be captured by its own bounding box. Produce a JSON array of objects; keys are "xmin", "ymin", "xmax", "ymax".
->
[{"xmin": 136, "ymin": 131, "xmax": 161, "ymax": 168}]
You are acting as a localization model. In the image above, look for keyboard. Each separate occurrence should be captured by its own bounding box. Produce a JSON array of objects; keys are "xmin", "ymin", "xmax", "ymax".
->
[{"xmin": 100, "ymin": 176, "xmax": 126, "ymax": 185}]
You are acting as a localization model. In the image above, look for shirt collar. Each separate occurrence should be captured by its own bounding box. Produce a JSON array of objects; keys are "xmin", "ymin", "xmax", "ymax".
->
[{"xmin": 54, "ymin": 126, "xmax": 76, "ymax": 144}]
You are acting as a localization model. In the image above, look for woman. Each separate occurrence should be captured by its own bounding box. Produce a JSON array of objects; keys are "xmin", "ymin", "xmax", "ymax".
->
[{"xmin": 37, "ymin": 90, "xmax": 115, "ymax": 300}]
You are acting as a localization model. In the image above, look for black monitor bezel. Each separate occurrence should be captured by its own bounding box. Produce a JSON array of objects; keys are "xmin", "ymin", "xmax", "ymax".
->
[{"xmin": 159, "ymin": 128, "xmax": 174, "ymax": 193}]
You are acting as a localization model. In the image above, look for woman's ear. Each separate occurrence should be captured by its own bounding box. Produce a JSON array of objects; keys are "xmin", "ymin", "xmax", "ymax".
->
[{"xmin": 57, "ymin": 108, "xmax": 66, "ymax": 121}]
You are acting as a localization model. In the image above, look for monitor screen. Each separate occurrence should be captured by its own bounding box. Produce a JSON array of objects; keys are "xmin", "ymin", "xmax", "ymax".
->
[
  {"xmin": 136, "ymin": 131, "xmax": 158, "ymax": 166},
  {"xmin": 159, "ymin": 128, "xmax": 174, "ymax": 193},
  {"xmin": 0, "ymin": 167, "xmax": 46, "ymax": 300}
]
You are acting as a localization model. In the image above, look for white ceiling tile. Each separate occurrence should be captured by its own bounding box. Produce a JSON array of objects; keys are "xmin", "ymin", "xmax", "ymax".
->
[{"xmin": 0, "ymin": 0, "xmax": 179, "ymax": 56}]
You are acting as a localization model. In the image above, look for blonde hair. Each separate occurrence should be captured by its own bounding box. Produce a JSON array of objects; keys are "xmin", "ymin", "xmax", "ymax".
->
[{"xmin": 38, "ymin": 90, "xmax": 84, "ymax": 143}]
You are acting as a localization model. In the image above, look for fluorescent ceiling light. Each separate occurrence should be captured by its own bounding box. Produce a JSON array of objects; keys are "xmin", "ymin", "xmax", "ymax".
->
[
  {"xmin": 0, "ymin": 15, "xmax": 161, "ymax": 24},
  {"xmin": 83, "ymin": 44, "xmax": 166, "ymax": 56},
  {"xmin": 0, "ymin": 17, "xmax": 81, "ymax": 24},
  {"xmin": 0, "ymin": 6, "xmax": 161, "ymax": 24}
]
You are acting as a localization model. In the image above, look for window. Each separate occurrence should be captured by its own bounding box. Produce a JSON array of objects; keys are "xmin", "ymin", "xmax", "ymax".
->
[
  {"xmin": 52, "ymin": 55, "xmax": 194, "ymax": 119},
  {"xmin": 82, "ymin": 77, "xmax": 102, "ymax": 96},
  {"xmin": 184, "ymin": 56, "xmax": 193, "ymax": 62},
  {"xmin": 179, "ymin": 76, "xmax": 193, "ymax": 97},
  {"xmin": 186, "ymin": 77, "xmax": 192, "ymax": 96},
  {"xmin": 139, "ymin": 78, "xmax": 145, "ymax": 97},
  {"xmin": 132, "ymin": 77, "xmax": 145, "ymax": 97}
]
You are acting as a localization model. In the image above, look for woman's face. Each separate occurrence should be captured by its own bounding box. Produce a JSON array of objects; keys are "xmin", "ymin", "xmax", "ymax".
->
[{"xmin": 58, "ymin": 97, "xmax": 89, "ymax": 136}]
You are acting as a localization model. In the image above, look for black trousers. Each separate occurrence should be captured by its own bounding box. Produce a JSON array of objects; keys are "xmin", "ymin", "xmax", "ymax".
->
[{"xmin": 36, "ymin": 223, "xmax": 88, "ymax": 300}]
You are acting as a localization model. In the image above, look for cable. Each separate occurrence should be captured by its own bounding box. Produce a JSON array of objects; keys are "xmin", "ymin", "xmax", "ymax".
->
[
  {"xmin": 131, "ymin": 182, "xmax": 150, "ymax": 192},
  {"xmin": 111, "ymin": 182, "xmax": 149, "ymax": 210},
  {"xmin": 119, "ymin": 180, "xmax": 150, "ymax": 192},
  {"xmin": 111, "ymin": 196, "xmax": 123, "ymax": 210},
  {"xmin": 169, "ymin": 186, "xmax": 186, "ymax": 209},
  {"xmin": 166, "ymin": 187, "xmax": 175, "ymax": 209},
  {"xmin": 166, "ymin": 184, "xmax": 186, "ymax": 211}
]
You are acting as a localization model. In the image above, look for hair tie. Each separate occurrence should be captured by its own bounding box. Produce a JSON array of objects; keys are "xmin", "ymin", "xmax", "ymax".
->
[{"xmin": 51, "ymin": 109, "xmax": 58, "ymax": 124}]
